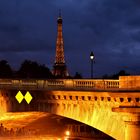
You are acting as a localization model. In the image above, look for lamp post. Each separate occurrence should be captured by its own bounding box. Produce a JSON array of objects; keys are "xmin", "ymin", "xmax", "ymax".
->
[{"xmin": 90, "ymin": 51, "xmax": 94, "ymax": 79}]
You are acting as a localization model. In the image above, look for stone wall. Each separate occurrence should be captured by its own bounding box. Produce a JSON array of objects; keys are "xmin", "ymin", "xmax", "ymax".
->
[
  {"xmin": 119, "ymin": 76, "xmax": 140, "ymax": 89},
  {"xmin": 0, "ymin": 91, "xmax": 8, "ymax": 113}
]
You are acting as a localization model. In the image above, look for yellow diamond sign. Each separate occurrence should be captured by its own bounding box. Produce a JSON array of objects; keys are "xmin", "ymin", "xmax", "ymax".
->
[
  {"xmin": 15, "ymin": 91, "xmax": 33, "ymax": 104},
  {"xmin": 15, "ymin": 91, "xmax": 24, "ymax": 103},
  {"xmin": 24, "ymin": 91, "xmax": 33, "ymax": 104}
]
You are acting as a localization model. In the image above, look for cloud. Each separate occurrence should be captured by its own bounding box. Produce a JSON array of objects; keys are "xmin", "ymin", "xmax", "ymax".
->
[{"xmin": 0, "ymin": 0, "xmax": 140, "ymax": 77}]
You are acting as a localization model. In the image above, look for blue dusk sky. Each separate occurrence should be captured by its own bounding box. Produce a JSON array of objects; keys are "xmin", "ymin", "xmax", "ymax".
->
[{"xmin": 0, "ymin": 0, "xmax": 140, "ymax": 78}]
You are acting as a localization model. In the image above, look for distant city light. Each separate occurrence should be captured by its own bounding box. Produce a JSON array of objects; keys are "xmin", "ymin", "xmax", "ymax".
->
[{"xmin": 65, "ymin": 130, "xmax": 70, "ymax": 136}]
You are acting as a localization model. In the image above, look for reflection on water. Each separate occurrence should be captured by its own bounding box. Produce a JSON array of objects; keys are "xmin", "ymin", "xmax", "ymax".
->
[
  {"xmin": 0, "ymin": 135, "xmax": 63, "ymax": 140},
  {"xmin": 0, "ymin": 112, "xmax": 66, "ymax": 140},
  {"xmin": 0, "ymin": 112, "xmax": 47, "ymax": 129}
]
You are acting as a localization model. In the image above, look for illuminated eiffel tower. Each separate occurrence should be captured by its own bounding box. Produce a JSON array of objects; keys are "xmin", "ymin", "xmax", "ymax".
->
[{"xmin": 52, "ymin": 11, "xmax": 69, "ymax": 78}]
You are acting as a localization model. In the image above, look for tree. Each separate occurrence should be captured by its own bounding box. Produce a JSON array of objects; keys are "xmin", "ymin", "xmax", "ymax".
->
[
  {"xmin": 38, "ymin": 64, "xmax": 53, "ymax": 78},
  {"xmin": 0, "ymin": 60, "xmax": 13, "ymax": 78},
  {"xmin": 17, "ymin": 60, "xmax": 53, "ymax": 78},
  {"xmin": 74, "ymin": 72, "xmax": 82, "ymax": 79},
  {"xmin": 102, "ymin": 70, "xmax": 130, "ymax": 79},
  {"xmin": 111, "ymin": 70, "xmax": 130, "ymax": 79}
]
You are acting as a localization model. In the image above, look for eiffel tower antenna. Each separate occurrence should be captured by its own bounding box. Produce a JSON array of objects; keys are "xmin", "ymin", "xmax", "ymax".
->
[{"xmin": 59, "ymin": 9, "xmax": 61, "ymax": 17}]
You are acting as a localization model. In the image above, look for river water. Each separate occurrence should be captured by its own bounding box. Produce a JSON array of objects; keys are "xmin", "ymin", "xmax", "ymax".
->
[
  {"xmin": 0, "ymin": 112, "xmax": 67, "ymax": 140},
  {"xmin": 0, "ymin": 136, "xmax": 65, "ymax": 140}
]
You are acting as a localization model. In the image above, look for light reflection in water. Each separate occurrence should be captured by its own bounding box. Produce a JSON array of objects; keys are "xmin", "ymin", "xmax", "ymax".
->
[
  {"xmin": 0, "ymin": 112, "xmax": 47, "ymax": 129},
  {"xmin": 0, "ymin": 136, "xmax": 63, "ymax": 140},
  {"xmin": 0, "ymin": 112, "xmax": 65, "ymax": 140}
]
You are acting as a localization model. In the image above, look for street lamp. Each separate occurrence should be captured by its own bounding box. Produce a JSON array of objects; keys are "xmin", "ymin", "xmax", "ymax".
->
[{"xmin": 90, "ymin": 51, "xmax": 94, "ymax": 79}]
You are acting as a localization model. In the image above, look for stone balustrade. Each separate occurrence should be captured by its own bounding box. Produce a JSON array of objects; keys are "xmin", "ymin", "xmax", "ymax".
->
[
  {"xmin": 73, "ymin": 79, "xmax": 119, "ymax": 89},
  {"xmin": 0, "ymin": 76, "xmax": 139, "ymax": 90},
  {"xmin": 0, "ymin": 79, "xmax": 119, "ymax": 90}
]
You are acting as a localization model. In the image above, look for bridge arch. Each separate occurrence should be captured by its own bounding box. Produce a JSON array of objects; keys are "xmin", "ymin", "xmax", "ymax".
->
[{"xmin": 3, "ymin": 90, "xmax": 131, "ymax": 139}]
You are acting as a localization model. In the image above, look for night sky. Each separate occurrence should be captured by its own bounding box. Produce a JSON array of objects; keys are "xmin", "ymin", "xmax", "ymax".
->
[{"xmin": 0, "ymin": 0, "xmax": 140, "ymax": 78}]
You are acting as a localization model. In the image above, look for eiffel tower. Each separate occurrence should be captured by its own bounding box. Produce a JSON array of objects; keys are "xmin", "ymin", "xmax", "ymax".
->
[{"xmin": 52, "ymin": 11, "xmax": 69, "ymax": 78}]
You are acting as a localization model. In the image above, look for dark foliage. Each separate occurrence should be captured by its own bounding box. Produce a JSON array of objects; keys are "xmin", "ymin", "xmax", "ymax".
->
[
  {"xmin": 0, "ymin": 60, "xmax": 13, "ymax": 78},
  {"xmin": 74, "ymin": 72, "xmax": 82, "ymax": 79},
  {"xmin": 0, "ymin": 59, "xmax": 131, "ymax": 80},
  {"xmin": 17, "ymin": 60, "xmax": 53, "ymax": 79},
  {"xmin": 102, "ymin": 70, "xmax": 130, "ymax": 79}
]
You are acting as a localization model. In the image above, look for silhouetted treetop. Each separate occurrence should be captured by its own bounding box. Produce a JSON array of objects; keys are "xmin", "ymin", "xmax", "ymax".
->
[
  {"xmin": 74, "ymin": 72, "xmax": 82, "ymax": 79},
  {"xmin": 17, "ymin": 60, "xmax": 53, "ymax": 79},
  {"xmin": 102, "ymin": 70, "xmax": 130, "ymax": 79},
  {"xmin": 0, "ymin": 60, "xmax": 13, "ymax": 78}
]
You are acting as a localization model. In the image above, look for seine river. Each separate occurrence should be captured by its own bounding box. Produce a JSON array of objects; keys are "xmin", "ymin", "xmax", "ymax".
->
[{"xmin": 0, "ymin": 136, "xmax": 65, "ymax": 140}]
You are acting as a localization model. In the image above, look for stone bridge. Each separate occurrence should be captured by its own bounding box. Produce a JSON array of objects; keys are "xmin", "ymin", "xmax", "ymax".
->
[{"xmin": 0, "ymin": 76, "xmax": 140, "ymax": 140}]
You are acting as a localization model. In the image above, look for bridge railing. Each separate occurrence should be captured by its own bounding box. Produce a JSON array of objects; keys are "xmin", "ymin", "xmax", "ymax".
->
[
  {"xmin": 0, "ymin": 79, "xmax": 119, "ymax": 90},
  {"xmin": 47, "ymin": 80, "xmax": 65, "ymax": 87},
  {"xmin": 73, "ymin": 79, "xmax": 119, "ymax": 89}
]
